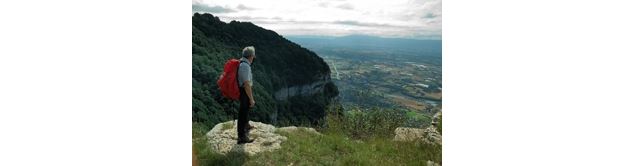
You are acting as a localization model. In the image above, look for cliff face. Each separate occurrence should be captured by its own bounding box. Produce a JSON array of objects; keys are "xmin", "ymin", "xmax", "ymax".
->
[
  {"xmin": 274, "ymin": 75, "xmax": 330, "ymax": 101},
  {"xmin": 192, "ymin": 13, "xmax": 339, "ymax": 127}
]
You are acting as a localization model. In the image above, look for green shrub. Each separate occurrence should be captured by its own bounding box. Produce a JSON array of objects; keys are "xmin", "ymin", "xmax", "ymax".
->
[{"xmin": 324, "ymin": 104, "xmax": 407, "ymax": 140}]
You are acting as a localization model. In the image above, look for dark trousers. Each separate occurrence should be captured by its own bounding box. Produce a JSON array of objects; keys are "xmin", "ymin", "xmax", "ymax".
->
[{"xmin": 237, "ymin": 87, "xmax": 250, "ymax": 141}]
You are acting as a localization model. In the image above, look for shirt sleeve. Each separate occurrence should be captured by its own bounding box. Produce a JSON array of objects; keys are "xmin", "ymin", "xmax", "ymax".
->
[{"xmin": 238, "ymin": 63, "xmax": 252, "ymax": 87}]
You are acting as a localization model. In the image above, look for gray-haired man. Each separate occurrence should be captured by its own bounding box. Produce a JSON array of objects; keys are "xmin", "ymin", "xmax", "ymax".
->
[{"xmin": 237, "ymin": 46, "xmax": 256, "ymax": 144}]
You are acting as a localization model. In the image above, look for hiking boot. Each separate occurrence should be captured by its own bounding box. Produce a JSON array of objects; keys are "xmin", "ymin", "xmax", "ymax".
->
[{"xmin": 237, "ymin": 138, "xmax": 254, "ymax": 144}]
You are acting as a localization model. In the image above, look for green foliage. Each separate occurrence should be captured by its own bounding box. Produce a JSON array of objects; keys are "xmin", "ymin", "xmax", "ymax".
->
[
  {"xmin": 192, "ymin": 122, "xmax": 209, "ymax": 139},
  {"xmin": 404, "ymin": 110, "xmax": 433, "ymax": 128},
  {"xmin": 192, "ymin": 13, "xmax": 338, "ymax": 129},
  {"xmin": 323, "ymin": 104, "xmax": 411, "ymax": 140}
]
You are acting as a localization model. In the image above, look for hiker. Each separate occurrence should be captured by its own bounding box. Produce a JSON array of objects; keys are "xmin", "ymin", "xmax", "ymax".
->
[{"xmin": 237, "ymin": 46, "xmax": 256, "ymax": 144}]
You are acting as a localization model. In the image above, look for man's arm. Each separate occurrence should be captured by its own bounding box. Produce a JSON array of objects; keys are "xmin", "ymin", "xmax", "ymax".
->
[{"xmin": 243, "ymin": 80, "xmax": 255, "ymax": 108}]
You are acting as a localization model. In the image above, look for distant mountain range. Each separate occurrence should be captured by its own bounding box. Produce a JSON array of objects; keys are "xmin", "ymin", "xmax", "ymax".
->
[{"xmin": 286, "ymin": 35, "xmax": 441, "ymax": 56}]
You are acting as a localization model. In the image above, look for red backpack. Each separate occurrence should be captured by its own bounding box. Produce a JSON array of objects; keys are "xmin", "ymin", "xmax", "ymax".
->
[{"xmin": 217, "ymin": 59, "xmax": 246, "ymax": 100}]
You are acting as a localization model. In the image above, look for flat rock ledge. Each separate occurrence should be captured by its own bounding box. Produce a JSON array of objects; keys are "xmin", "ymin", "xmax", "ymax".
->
[{"xmin": 206, "ymin": 120, "xmax": 319, "ymax": 156}]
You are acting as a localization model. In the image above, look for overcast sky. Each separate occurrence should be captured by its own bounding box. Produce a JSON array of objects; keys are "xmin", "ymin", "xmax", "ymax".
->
[{"xmin": 192, "ymin": 0, "xmax": 441, "ymax": 40}]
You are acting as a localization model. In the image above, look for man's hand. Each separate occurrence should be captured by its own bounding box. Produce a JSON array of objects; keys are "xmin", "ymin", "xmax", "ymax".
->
[{"xmin": 249, "ymin": 99, "xmax": 255, "ymax": 108}]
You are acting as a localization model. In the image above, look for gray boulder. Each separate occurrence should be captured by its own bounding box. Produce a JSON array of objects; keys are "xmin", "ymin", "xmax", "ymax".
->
[{"xmin": 206, "ymin": 121, "xmax": 287, "ymax": 156}]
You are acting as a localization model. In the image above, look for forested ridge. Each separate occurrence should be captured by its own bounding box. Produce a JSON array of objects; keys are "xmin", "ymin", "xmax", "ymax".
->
[{"xmin": 192, "ymin": 13, "xmax": 339, "ymax": 128}]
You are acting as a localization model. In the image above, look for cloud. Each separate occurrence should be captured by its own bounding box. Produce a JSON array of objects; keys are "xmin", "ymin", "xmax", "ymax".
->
[
  {"xmin": 221, "ymin": 15, "xmax": 285, "ymax": 22},
  {"xmin": 227, "ymin": 18, "xmax": 401, "ymax": 29},
  {"xmin": 333, "ymin": 20, "xmax": 395, "ymax": 28},
  {"xmin": 318, "ymin": 2, "xmax": 329, "ymax": 8},
  {"xmin": 195, "ymin": 0, "xmax": 441, "ymax": 40},
  {"xmin": 192, "ymin": 3, "xmax": 235, "ymax": 13},
  {"xmin": 236, "ymin": 4, "xmax": 256, "ymax": 10},
  {"xmin": 423, "ymin": 13, "xmax": 438, "ymax": 19},
  {"xmin": 335, "ymin": 3, "xmax": 354, "ymax": 10}
]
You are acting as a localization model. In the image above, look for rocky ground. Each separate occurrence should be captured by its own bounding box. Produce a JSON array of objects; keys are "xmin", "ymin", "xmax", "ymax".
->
[{"xmin": 204, "ymin": 120, "xmax": 319, "ymax": 156}]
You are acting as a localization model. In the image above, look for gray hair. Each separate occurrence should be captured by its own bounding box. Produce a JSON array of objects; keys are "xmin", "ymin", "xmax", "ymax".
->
[{"xmin": 242, "ymin": 46, "xmax": 255, "ymax": 58}]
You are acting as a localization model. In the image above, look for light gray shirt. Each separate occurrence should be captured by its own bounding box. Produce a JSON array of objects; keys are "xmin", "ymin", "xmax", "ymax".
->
[{"xmin": 237, "ymin": 57, "xmax": 252, "ymax": 87}]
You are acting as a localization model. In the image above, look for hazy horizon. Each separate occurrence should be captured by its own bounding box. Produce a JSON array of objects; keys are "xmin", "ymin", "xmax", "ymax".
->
[{"xmin": 285, "ymin": 34, "xmax": 442, "ymax": 41}]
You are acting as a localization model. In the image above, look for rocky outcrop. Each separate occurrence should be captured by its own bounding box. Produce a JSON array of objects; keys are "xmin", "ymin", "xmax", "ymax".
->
[
  {"xmin": 394, "ymin": 111, "xmax": 442, "ymax": 145},
  {"xmin": 427, "ymin": 160, "xmax": 441, "ymax": 166},
  {"xmin": 205, "ymin": 120, "xmax": 320, "ymax": 156},
  {"xmin": 394, "ymin": 127, "xmax": 424, "ymax": 141},
  {"xmin": 431, "ymin": 111, "xmax": 441, "ymax": 127}
]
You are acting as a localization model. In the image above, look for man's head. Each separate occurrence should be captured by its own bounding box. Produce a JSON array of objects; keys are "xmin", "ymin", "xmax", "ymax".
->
[{"xmin": 242, "ymin": 46, "xmax": 256, "ymax": 63}]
